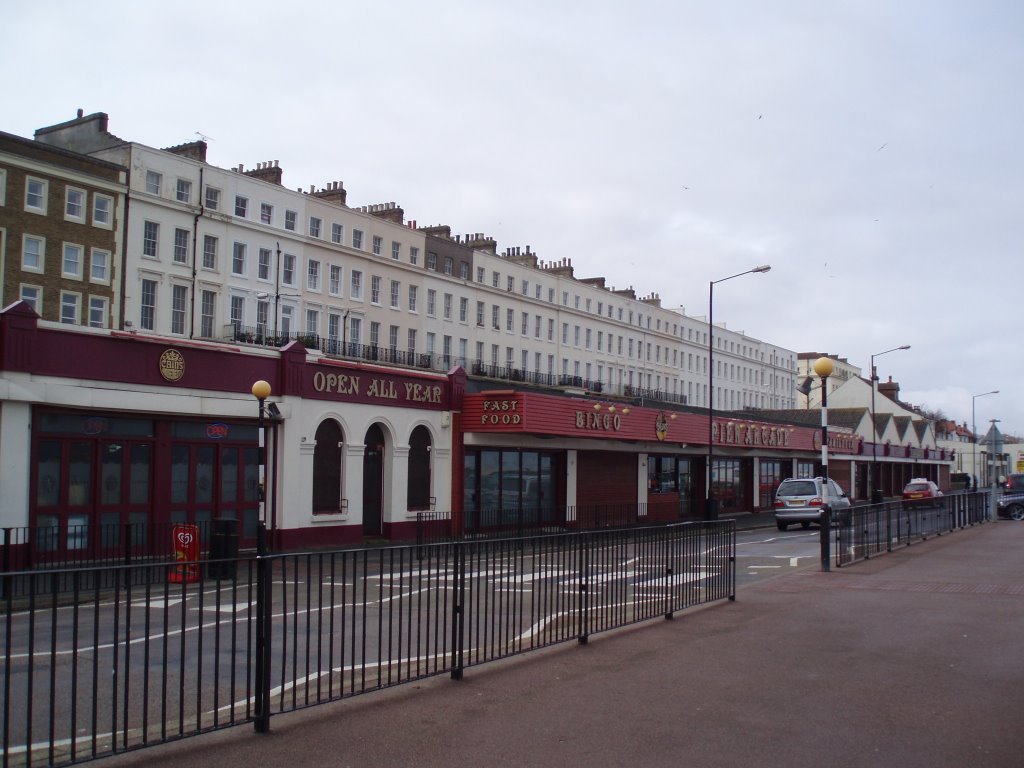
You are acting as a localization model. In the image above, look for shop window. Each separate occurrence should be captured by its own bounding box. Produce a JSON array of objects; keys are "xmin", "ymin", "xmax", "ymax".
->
[
  {"xmin": 35, "ymin": 515, "xmax": 60, "ymax": 552},
  {"xmin": 66, "ymin": 513, "xmax": 89, "ymax": 550},
  {"xmin": 221, "ymin": 447, "xmax": 239, "ymax": 502},
  {"xmin": 711, "ymin": 458, "xmax": 743, "ymax": 512},
  {"xmin": 130, "ymin": 444, "xmax": 151, "ymax": 504},
  {"xmin": 36, "ymin": 440, "xmax": 61, "ymax": 507},
  {"xmin": 100, "ymin": 443, "xmax": 124, "ymax": 504},
  {"xmin": 68, "ymin": 442, "xmax": 92, "ymax": 505},
  {"xmin": 464, "ymin": 449, "xmax": 559, "ymax": 530},
  {"xmin": 648, "ymin": 455, "xmax": 679, "ymax": 493},
  {"xmin": 312, "ymin": 419, "xmax": 344, "ymax": 514},
  {"xmin": 759, "ymin": 459, "xmax": 784, "ymax": 507},
  {"xmin": 407, "ymin": 426, "xmax": 432, "ymax": 511}
]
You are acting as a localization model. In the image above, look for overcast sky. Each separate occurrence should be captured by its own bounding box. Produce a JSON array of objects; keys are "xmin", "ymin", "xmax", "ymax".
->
[{"xmin": 4, "ymin": 1, "xmax": 1021, "ymax": 436}]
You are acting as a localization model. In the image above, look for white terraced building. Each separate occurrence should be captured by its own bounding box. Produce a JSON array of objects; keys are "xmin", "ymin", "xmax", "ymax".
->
[{"xmin": 33, "ymin": 110, "xmax": 799, "ymax": 415}]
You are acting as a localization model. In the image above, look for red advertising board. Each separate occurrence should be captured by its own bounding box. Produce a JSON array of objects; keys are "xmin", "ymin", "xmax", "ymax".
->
[
  {"xmin": 462, "ymin": 390, "xmax": 862, "ymax": 454},
  {"xmin": 169, "ymin": 524, "xmax": 200, "ymax": 583}
]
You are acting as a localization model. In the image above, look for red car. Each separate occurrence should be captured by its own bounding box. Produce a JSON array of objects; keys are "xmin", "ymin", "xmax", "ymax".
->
[{"xmin": 902, "ymin": 479, "xmax": 943, "ymax": 508}]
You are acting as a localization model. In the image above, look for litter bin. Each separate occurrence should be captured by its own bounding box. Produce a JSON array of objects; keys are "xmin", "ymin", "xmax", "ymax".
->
[
  {"xmin": 207, "ymin": 517, "xmax": 239, "ymax": 580},
  {"xmin": 705, "ymin": 498, "xmax": 720, "ymax": 521}
]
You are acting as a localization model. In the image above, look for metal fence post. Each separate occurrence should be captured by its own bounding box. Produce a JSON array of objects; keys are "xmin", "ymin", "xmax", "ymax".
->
[
  {"xmin": 123, "ymin": 521, "xmax": 133, "ymax": 589},
  {"xmin": 578, "ymin": 531, "xmax": 589, "ymax": 645},
  {"xmin": 253, "ymin": 523, "xmax": 272, "ymax": 733},
  {"xmin": 450, "ymin": 541, "xmax": 465, "ymax": 680},
  {"xmin": 1, "ymin": 528, "xmax": 9, "ymax": 601},
  {"xmin": 728, "ymin": 522, "xmax": 738, "ymax": 601},
  {"xmin": 819, "ymin": 504, "xmax": 832, "ymax": 572},
  {"xmin": 664, "ymin": 525, "xmax": 675, "ymax": 620}
]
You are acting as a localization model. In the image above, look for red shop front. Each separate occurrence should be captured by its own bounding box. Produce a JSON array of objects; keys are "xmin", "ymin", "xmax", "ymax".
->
[{"xmin": 457, "ymin": 390, "xmax": 839, "ymax": 531}]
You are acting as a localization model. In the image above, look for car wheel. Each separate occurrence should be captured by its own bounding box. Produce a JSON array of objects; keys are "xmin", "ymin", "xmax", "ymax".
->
[
  {"xmin": 776, "ymin": 522, "xmax": 788, "ymax": 531},
  {"xmin": 1008, "ymin": 504, "xmax": 1024, "ymax": 521}
]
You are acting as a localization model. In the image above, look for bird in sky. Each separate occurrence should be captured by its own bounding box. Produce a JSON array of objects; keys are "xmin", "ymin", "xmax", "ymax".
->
[{"xmin": 877, "ymin": 142, "xmax": 888, "ymax": 151}]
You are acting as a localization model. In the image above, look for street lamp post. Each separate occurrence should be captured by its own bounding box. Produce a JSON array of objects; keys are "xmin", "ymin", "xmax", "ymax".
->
[
  {"xmin": 252, "ymin": 380, "xmax": 271, "ymax": 527},
  {"xmin": 813, "ymin": 357, "xmax": 834, "ymax": 483},
  {"xmin": 869, "ymin": 344, "xmax": 910, "ymax": 503},
  {"xmin": 989, "ymin": 418, "xmax": 1001, "ymax": 522},
  {"xmin": 972, "ymin": 390, "xmax": 998, "ymax": 492},
  {"xmin": 251, "ymin": 379, "xmax": 272, "ymax": 733},
  {"xmin": 705, "ymin": 264, "xmax": 771, "ymax": 520},
  {"xmin": 813, "ymin": 356, "xmax": 834, "ymax": 572}
]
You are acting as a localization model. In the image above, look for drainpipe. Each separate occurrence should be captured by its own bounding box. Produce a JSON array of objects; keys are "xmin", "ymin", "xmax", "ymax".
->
[
  {"xmin": 189, "ymin": 167, "xmax": 204, "ymax": 339},
  {"xmin": 274, "ymin": 243, "xmax": 281, "ymax": 341},
  {"xmin": 118, "ymin": 173, "xmax": 130, "ymax": 330}
]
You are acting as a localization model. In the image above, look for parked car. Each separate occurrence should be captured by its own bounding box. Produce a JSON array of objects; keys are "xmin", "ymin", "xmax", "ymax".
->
[
  {"xmin": 902, "ymin": 479, "xmax": 943, "ymax": 508},
  {"xmin": 996, "ymin": 491, "xmax": 1024, "ymax": 520},
  {"xmin": 773, "ymin": 477, "xmax": 851, "ymax": 531},
  {"xmin": 1003, "ymin": 474, "xmax": 1024, "ymax": 493}
]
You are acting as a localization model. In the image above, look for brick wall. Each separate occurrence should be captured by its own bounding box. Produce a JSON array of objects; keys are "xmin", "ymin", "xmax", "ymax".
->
[{"xmin": 0, "ymin": 133, "xmax": 125, "ymax": 327}]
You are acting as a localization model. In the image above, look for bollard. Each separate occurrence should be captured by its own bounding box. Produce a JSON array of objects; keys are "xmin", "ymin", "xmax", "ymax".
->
[{"xmin": 819, "ymin": 504, "xmax": 832, "ymax": 572}]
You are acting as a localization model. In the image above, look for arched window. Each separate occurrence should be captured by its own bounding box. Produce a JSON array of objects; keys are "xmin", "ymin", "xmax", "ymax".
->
[
  {"xmin": 312, "ymin": 419, "xmax": 343, "ymax": 514},
  {"xmin": 407, "ymin": 425, "xmax": 432, "ymax": 511}
]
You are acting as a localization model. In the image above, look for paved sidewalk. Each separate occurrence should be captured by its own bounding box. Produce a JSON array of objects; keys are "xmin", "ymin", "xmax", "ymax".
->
[{"xmin": 100, "ymin": 521, "xmax": 1024, "ymax": 768}]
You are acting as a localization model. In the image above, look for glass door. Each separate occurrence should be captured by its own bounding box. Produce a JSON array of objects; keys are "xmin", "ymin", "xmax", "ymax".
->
[
  {"xmin": 169, "ymin": 442, "xmax": 260, "ymax": 550},
  {"xmin": 170, "ymin": 444, "xmax": 216, "ymax": 548},
  {"xmin": 32, "ymin": 437, "xmax": 152, "ymax": 562}
]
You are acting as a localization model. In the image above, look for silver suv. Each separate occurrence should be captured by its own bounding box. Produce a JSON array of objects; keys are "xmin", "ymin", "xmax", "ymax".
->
[{"xmin": 773, "ymin": 477, "xmax": 851, "ymax": 531}]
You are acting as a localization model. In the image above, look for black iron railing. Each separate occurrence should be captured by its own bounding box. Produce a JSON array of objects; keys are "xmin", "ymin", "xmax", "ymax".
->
[
  {"xmin": 834, "ymin": 491, "xmax": 990, "ymax": 567},
  {"xmin": 416, "ymin": 504, "xmax": 686, "ymax": 546},
  {"xmin": 0, "ymin": 520, "xmax": 250, "ymax": 600},
  {"xmin": 222, "ymin": 326, "xmax": 699, "ymax": 406},
  {"xmin": 1, "ymin": 521, "xmax": 735, "ymax": 767}
]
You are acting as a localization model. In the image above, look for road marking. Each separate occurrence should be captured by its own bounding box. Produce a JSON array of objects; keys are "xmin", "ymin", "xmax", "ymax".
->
[{"xmin": 134, "ymin": 598, "xmax": 183, "ymax": 609}]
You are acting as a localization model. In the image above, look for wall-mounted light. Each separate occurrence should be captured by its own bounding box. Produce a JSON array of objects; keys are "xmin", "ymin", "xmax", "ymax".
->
[
  {"xmin": 593, "ymin": 403, "xmax": 602, "ymax": 411},
  {"xmin": 622, "ymin": 408, "xmax": 631, "ymax": 415},
  {"xmin": 608, "ymin": 405, "xmax": 617, "ymax": 413}
]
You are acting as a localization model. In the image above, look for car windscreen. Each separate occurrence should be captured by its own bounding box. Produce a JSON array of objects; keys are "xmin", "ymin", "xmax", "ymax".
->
[{"xmin": 778, "ymin": 481, "xmax": 817, "ymax": 496}]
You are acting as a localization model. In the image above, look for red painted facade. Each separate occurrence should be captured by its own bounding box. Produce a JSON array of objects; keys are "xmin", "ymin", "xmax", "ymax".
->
[{"xmin": 463, "ymin": 389, "xmax": 863, "ymax": 455}]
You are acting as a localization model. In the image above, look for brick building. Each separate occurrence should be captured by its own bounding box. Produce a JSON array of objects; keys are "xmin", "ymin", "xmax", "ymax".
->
[{"xmin": 0, "ymin": 126, "xmax": 126, "ymax": 328}]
